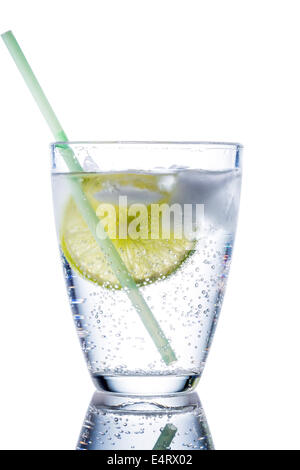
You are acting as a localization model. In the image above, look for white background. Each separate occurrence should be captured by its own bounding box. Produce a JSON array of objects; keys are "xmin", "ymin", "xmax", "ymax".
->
[{"xmin": 0, "ymin": 0, "xmax": 299, "ymax": 450}]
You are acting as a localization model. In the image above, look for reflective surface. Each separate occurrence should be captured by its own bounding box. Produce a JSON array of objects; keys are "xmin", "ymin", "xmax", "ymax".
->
[{"xmin": 77, "ymin": 391, "xmax": 213, "ymax": 450}]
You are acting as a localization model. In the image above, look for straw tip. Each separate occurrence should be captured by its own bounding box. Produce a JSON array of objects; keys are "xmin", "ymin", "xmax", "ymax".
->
[
  {"xmin": 1, "ymin": 30, "xmax": 12, "ymax": 39},
  {"xmin": 166, "ymin": 423, "xmax": 177, "ymax": 432}
]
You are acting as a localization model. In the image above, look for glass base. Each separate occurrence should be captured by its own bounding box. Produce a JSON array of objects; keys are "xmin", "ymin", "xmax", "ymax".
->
[{"xmin": 92, "ymin": 375, "xmax": 200, "ymax": 395}]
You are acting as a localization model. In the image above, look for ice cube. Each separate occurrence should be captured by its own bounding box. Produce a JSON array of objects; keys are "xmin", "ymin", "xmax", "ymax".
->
[
  {"xmin": 93, "ymin": 184, "xmax": 163, "ymax": 205},
  {"xmin": 157, "ymin": 175, "xmax": 176, "ymax": 192},
  {"xmin": 171, "ymin": 169, "xmax": 241, "ymax": 231},
  {"xmin": 83, "ymin": 155, "xmax": 100, "ymax": 172}
]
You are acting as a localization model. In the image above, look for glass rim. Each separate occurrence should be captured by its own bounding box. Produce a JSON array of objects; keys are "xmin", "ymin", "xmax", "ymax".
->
[
  {"xmin": 51, "ymin": 140, "xmax": 242, "ymax": 173},
  {"xmin": 50, "ymin": 140, "xmax": 243, "ymax": 150}
]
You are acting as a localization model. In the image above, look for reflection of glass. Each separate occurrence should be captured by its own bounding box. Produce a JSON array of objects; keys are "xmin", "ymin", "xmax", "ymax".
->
[
  {"xmin": 77, "ymin": 391, "xmax": 213, "ymax": 450},
  {"xmin": 52, "ymin": 142, "xmax": 242, "ymax": 394}
]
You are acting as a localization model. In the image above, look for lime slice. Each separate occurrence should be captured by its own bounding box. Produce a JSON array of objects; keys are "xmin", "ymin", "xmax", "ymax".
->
[{"xmin": 61, "ymin": 173, "xmax": 194, "ymax": 287}]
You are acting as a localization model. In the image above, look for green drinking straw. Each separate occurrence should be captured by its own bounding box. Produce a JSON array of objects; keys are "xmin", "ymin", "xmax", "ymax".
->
[
  {"xmin": 1, "ymin": 30, "xmax": 176, "ymax": 365},
  {"xmin": 152, "ymin": 423, "xmax": 177, "ymax": 450}
]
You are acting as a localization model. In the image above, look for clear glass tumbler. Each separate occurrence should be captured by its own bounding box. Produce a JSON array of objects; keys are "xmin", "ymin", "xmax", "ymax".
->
[
  {"xmin": 77, "ymin": 392, "xmax": 213, "ymax": 450},
  {"xmin": 51, "ymin": 142, "xmax": 242, "ymax": 394}
]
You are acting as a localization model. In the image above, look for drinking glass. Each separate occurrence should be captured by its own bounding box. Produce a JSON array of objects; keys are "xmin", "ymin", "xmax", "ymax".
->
[
  {"xmin": 51, "ymin": 142, "xmax": 242, "ymax": 394},
  {"xmin": 77, "ymin": 391, "xmax": 213, "ymax": 450}
]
